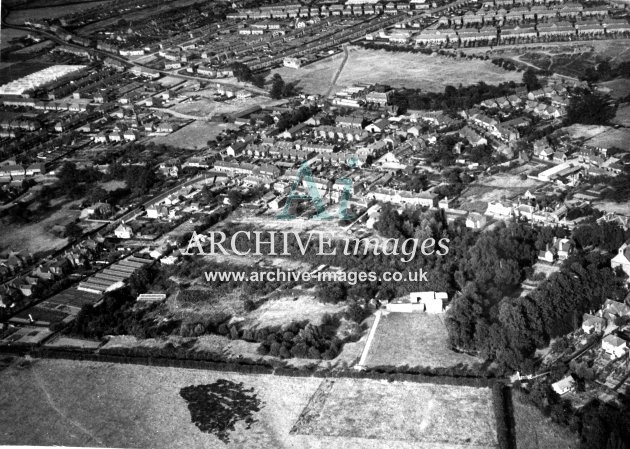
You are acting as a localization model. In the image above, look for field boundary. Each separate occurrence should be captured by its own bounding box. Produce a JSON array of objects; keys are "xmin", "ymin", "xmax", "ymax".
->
[{"xmin": 0, "ymin": 345, "xmax": 502, "ymax": 387}]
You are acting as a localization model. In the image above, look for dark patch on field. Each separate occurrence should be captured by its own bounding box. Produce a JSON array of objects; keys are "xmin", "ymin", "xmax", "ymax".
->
[{"xmin": 180, "ymin": 379, "xmax": 262, "ymax": 443}]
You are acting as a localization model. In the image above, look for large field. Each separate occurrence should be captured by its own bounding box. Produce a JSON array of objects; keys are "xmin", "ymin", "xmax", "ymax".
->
[
  {"xmin": 274, "ymin": 48, "xmax": 522, "ymax": 95},
  {"xmin": 292, "ymin": 378, "xmax": 497, "ymax": 446},
  {"xmin": 0, "ymin": 358, "xmax": 499, "ymax": 449},
  {"xmin": 4, "ymin": 1, "xmax": 112, "ymax": 24},
  {"xmin": 363, "ymin": 312, "xmax": 481, "ymax": 369}
]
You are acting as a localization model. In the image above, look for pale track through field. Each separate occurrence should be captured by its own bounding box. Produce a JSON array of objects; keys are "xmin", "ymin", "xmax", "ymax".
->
[
  {"xmin": 326, "ymin": 44, "xmax": 349, "ymax": 99},
  {"xmin": 32, "ymin": 367, "xmax": 105, "ymax": 446}
]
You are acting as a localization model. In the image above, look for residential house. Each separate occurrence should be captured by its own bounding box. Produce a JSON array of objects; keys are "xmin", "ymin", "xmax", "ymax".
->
[
  {"xmin": 114, "ymin": 223, "xmax": 133, "ymax": 239},
  {"xmin": 582, "ymin": 313, "xmax": 606, "ymax": 334},
  {"xmin": 611, "ymin": 241, "xmax": 630, "ymax": 280},
  {"xmin": 602, "ymin": 335, "xmax": 628, "ymax": 359}
]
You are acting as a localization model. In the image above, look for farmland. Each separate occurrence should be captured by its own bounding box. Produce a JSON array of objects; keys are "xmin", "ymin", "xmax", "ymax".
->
[
  {"xmin": 363, "ymin": 312, "xmax": 481, "ymax": 369},
  {"xmin": 0, "ymin": 358, "xmax": 499, "ymax": 449},
  {"xmin": 274, "ymin": 48, "xmax": 522, "ymax": 95},
  {"xmin": 292, "ymin": 378, "xmax": 497, "ymax": 447}
]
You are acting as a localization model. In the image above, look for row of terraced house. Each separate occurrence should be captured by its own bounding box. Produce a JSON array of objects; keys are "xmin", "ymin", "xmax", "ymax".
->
[{"xmin": 415, "ymin": 18, "xmax": 630, "ymax": 45}]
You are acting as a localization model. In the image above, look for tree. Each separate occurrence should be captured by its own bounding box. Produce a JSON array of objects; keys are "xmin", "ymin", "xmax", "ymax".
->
[
  {"xmin": 566, "ymin": 91, "xmax": 616, "ymax": 126},
  {"xmin": 64, "ymin": 221, "xmax": 83, "ymax": 240},
  {"xmin": 523, "ymin": 69, "xmax": 541, "ymax": 91},
  {"xmin": 270, "ymin": 74, "xmax": 285, "ymax": 100}
]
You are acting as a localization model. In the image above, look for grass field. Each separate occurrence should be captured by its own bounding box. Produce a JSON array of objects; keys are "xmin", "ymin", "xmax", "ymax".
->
[
  {"xmin": 562, "ymin": 124, "xmax": 610, "ymax": 140},
  {"xmin": 273, "ymin": 51, "xmax": 345, "ymax": 96},
  {"xmin": 0, "ymin": 358, "xmax": 498, "ymax": 449},
  {"xmin": 584, "ymin": 127, "xmax": 630, "ymax": 150},
  {"xmin": 593, "ymin": 200, "xmax": 630, "ymax": 216},
  {"xmin": 0, "ymin": 28, "xmax": 29, "ymax": 50},
  {"xmin": 150, "ymin": 121, "xmax": 228, "ymax": 149},
  {"xmin": 612, "ymin": 103, "xmax": 630, "ymax": 127},
  {"xmin": 513, "ymin": 391, "xmax": 578, "ymax": 449},
  {"xmin": 460, "ymin": 172, "xmax": 544, "ymax": 206},
  {"xmin": 292, "ymin": 378, "xmax": 497, "ymax": 447},
  {"xmin": 243, "ymin": 294, "xmax": 346, "ymax": 329},
  {"xmin": 598, "ymin": 79, "xmax": 630, "ymax": 100},
  {"xmin": 274, "ymin": 48, "xmax": 522, "ymax": 95},
  {"xmin": 0, "ymin": 204, "xmax": 75, "ymax": 255},
  {"xmin": 363, "ymin": 312, "xmax": 481, "ymax": 369},
  {"xmin": 4, "ymin": 1, "xmax": 112, "ymax": 24}
]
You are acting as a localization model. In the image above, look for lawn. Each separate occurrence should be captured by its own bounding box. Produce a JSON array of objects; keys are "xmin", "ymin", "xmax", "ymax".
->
[
  {"xmin": 274, "ymin": 47, "xmax": 522, "ymax": 95},
  {"xmin": 513, "ymin": 390, "xmax": 579, "ymax": 449},
  {"xmin": 292, "ymin": 378, "xmax": 497, "ymax": 447},
  {"xmin": 0, "ymin": 358, "xmax": 497, "ymax": 449},
  {"xmin": 150, "ymin": 121, "xmax": 227, "ymax": 149},
  {"xmin": 363, "ymin": 312, "xmax": 481, "ymax": 369}
]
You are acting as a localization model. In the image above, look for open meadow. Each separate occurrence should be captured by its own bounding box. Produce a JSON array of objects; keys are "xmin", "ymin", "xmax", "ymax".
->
[
  {"xmin": 0, "ymin": 358, "xmax": 499, "ymax": 449},
  {"xmin": 363, "ymin": 312, "xmax": 481, "ymax": 369},
  {"xmin": 292, "ymin": 377, "xmax": 497, "ymax": 447},
  {"xmin": 274, "ymin": 48, "xmax": 522, "ymax": 95}
]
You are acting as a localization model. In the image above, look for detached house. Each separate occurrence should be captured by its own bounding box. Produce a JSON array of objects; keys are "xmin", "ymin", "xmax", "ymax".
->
[
  {"xmin": 611, "ymin": 241, "xmax": 630, "ymax": 280},
  {"xmin": 602, "ymin": 335, "xmax": 628, "ymax": 359},
  {"xmin": 114, "ymin": 223, "xmax": 133, "ymax": 239},
  {"xmin": 582, "ymin": 313, "xmax": 606, "ymax": 334}
]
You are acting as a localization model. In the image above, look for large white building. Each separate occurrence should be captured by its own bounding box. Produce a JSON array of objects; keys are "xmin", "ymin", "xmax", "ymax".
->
[{"xmin": 0, "ymin": 65, "xmax": 86, "ymax": 96}]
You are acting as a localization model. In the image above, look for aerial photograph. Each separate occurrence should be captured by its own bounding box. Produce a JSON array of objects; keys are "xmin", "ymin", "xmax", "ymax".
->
[{"xmin": 1, "ymin": 0, "xmax": 630, "ymax": 447}]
